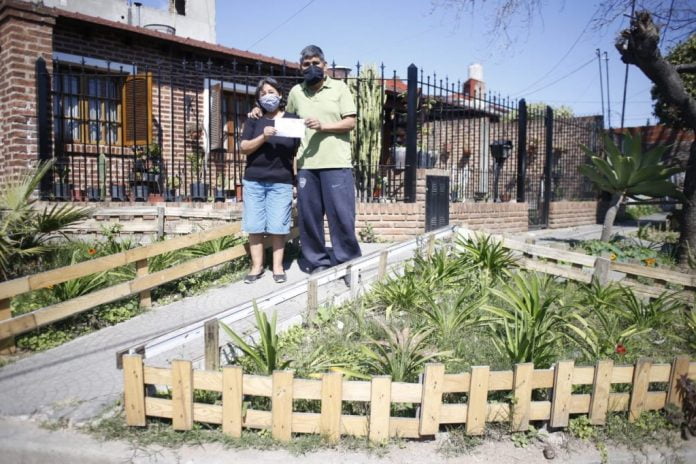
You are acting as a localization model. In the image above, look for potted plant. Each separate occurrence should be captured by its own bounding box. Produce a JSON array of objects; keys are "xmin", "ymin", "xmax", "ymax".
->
[
  {"xmin": 53, "ymin": 161, "xmax": 71, "ymax": 201},
  {"xmin": 71, "ymin": 187, "xmax": 84, "ymax": 202},
  {"xmin": 473, "ymin": 191, "xmax": 488, "ymax": 202},
  {"xmin": 214, "ymin": 173, "xmax": 225, "ymax": 202},
  {"xmin": 165, "ymin": 175, "xmax": 180, "ymax": 202},
  {"xmin": 188, "ymin": 153, "xmax": 208, "ymax": 202},
  {"xmin": 85, "ymin": 185, "xmax": 101, "ymax": 201},
  {"xmin": 450, "ymin": 183, "xmax": 460, "ymax": 202},
  {"xmin": 148, "ymin": 192, "xmax": 164, "ymax": 203},
  {"xmin": 110, "ymin": 183, "xmax": 127, "ymax": 201},
  {"xmin": 132, "ymin": 183, "xmax": 149, "ymax": 201}
]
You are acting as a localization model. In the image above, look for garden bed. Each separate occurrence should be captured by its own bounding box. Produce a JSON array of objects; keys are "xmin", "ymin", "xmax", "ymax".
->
[{"xmin": 122, "ymin": 227, "xmax": 696, "ymax": 451}]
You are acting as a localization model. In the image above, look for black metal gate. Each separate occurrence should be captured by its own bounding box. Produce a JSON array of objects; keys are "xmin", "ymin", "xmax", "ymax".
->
[{"xmin": 425, "ymin": 175, "xmax": 449, "ymax": 232}]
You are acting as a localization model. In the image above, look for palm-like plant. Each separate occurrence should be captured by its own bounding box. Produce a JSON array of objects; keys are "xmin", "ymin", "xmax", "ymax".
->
[
  {"xmin": 361, "ymin": 320, "xmax": 451, "ymax": 382},
  {"xmin": 366, "ymin": 272, "xmax": 427, "ymax": 319},
  {"xmin": 416, "ymin": 289, "xmax": 487, "ymax": 346},
  {"xmin": 484, "ymin": 272, "xmax": 569, "ymax": 368},
  {"xmin": 615, "ymin": 287, "xmax": 683, "ymax": 333},
  {"xmin": 455, "ymin": 233, "xmax": 517, "ymax": 281},
  {"xmin": 0, "ymin": 161, "xmax": 91, "ymax": 279},
  {"xmin": 579, "ymin": 133, "xmax": 683, "ymax": 241},
  {"xmin": 219, "ymin": 303, "xmax": 290, "ymax": 375}
]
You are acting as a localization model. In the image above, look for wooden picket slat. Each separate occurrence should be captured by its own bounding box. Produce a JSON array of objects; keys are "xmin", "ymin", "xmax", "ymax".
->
[
  {"xmin": 466, "ymin": 366, "xmax": 489, "ymax": 435},
  {"xmin": 667, "ymin": 356, "xmax": 690, "ymax": 408},
  {"xmin": 320, "ymin": 372, "xmax": 342, "ymax": 443},
  {"xmin": 419, "ymin": 363, "xmax": 445, "ymax": 435},
  {"xmin": 629, "ymin": 359, "xmax": 652, "ymax": 422},
  {"xmin": 511, "ymin": 363, "xmax": 534, "ymax": 432},
  {"xmin": 610, "ymin": 261, "xmax": 695, "ymax": 287},
  {"xmin": 171, "ymin": 359, "xmax": 193, "ymax": 430},
  {"xmin": 589, "ymin": 360, "xmax": 613, "ymax": 425},
  {"xmin": 550, "ymin": 360, "xmax": 574, "ymax": 428},
  {"xmin": 193, "ymin": 370, "xmax": 221, "ymax": 391},
  {"xmin": 520, "ymin": 258, "xmax": 592, "ymax": 283},
  {"xmin": 503, "ymin": 239, "xmax": 597, "ymax": 267},
  {"xmin": 204, "ymin": 319, "xmax": 220, "ymax": 371},
  {"xmin": 369, "ymin": 376, "xmax": 391, "ymax": 443},
  {"xmin": 123, "ymin": 355, "xmax": 146, "ymax": 426},
  {"xmin": 144, "ymin": 366, "xmax": 171, "ymax": 385},
  {"xmin": 272, "ymin": 370, "xmax": 294, "ymax": 442},
  {"xmin": 377, "ymin": 250, "xmax": 388, "ymax": 281},
  {"xmin": 222, "ymin": 366, "xmax": 243, "ymax": 438}
]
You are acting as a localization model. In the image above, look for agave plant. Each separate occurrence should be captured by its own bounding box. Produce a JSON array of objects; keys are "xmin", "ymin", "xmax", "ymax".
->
[
  {"xmin": 0, "ymin": 161, "xmax": 91, "ymax": 279},
  {"xmin": 579, "ymin": 133, "xmax": 684, "ymax": 241},
  {"xmin": 187, "ymin": 235, "xmax": 245, "ymax": 257},
  {"xmin": 455, "ymin": 233, "xmax": 517, "ymax": 281},
  {"xmin": 219, "ymin": 303, "xmax": 290, "ymax": 375},
  {"xmin": 416, "ymin": 287, "xmax": 488, "ymax": 346},
  {"xmin": 615, "ymin": 287, "xmax": 683, "ymax": 334},
  {"xmin": 361, "ymin": 319, "xmax": 451, "ymax": 382},
  {"xmin": 366, "ymin": 272, "xmax": 427, "ymax": 319},
  {"xmin": 682, "ymin": 306, "xmax": 696, "ymax": 352},
  {"xmin": 50, "ymin": 249, "xmax": 109, "ymax": 301},
  {"xmin": 411, "ymin": 247, "xmax": 474, "ymax": 290},
  {"xmin": 484, "ymin": 272, "xmax": 569, "ymax": 368}
]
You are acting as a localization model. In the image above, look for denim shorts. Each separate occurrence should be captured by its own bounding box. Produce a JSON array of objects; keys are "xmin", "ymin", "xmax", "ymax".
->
[{"xmin": 242, "ymin": 179, "xmax": 293, "ymax": 235}]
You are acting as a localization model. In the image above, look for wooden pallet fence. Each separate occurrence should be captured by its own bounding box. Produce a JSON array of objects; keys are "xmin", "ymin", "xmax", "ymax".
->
[
  {"xmin": 0, "ymin": 223, "xmax": 298, "ymax": 343},
  {"xmin": 123, "ymin": 355, "xmax": 696, "ymax": 441},
  {"xmin": 459, "ymin": 229, "xmax": 696, "ymax": 299}
]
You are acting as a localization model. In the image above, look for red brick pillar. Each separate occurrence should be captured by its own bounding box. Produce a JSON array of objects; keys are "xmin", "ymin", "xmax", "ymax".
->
[{"xmin": 0, "ymin": 0, "xmax": 55, "ymax": 187}]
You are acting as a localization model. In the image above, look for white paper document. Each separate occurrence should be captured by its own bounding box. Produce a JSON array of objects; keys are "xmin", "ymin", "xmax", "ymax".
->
[{"xmin": 275, "ymin": 118, "xmax": 306, "ymax": 138}]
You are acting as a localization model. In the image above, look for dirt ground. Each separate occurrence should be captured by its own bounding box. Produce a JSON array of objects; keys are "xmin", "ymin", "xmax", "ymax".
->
[{"xmin": 1, "ymin": 416, "xmax": 695, "ymax": 464}]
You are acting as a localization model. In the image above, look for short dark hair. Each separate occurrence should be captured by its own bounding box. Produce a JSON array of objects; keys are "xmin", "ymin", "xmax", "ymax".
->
[
  {"xmin": 300, "ymin": 45, "xmax": 325, "ymax": 62},
  {"xmin": 254, "ymin": 77, "xmax": 285, "ymax": 112}
]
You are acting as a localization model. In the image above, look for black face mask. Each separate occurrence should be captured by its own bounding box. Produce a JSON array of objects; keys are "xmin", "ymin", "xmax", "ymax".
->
[{"xmin": 303, "ymin": 65, "xmax": 324, "ymax": 86}]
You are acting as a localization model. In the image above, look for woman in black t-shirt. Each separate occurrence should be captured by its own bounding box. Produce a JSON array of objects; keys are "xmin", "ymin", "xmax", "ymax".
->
[{"xmin": 240, "ymin": 78, "xmax": 299, "ymax": 284}]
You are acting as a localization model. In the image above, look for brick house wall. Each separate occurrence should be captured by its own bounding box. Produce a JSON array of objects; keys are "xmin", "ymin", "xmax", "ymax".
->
[{"xmin": 0, "ymin": 0, "xmax": 55, "ymax": 187}]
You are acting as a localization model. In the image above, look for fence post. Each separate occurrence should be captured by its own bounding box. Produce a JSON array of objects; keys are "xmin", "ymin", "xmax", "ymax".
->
[
  {"xmin": 589, "ymin": 359, "xmax": 613, "ymax": 425},
  {"xmin": 136, "ymin": 258, "xmax": 151, "ymax": 308},
  {"xmin": 222, "ymin": 366, "xmax": 243, "ymax": 438},
  {"xmin": 543, "ymin": 106, "xmax": 554, "ymax": 227},
  {"xmin": 171, "ymin": 359, "xmax": 193, "ymax": 430},
  {"xmin": 629, "ymin": 358, "xmax": 652, "ymax": 422},
  {"xmin": 307, "ymin": 279, "xmax": 318, "ymax": 324},
  {"xmin": 405, "ymin": 63, "xmax": 418, "ymax": 203},
  {"xmin": 516, "ymin": 99, "xmax": 527, "ymax": 203},
  {"xmin": 123, "ymin": 354, "xmax": 146, "ymax": 426},
  {"xmin": 549, "ymin": 360, "xmax": 574, "ymax": 428},
  {"xmin": 272, "ymin": 370, "xmax": 294, "ymax": 442},
  {"xmin": 369, "ymin": 375, "xmax": 392, "ymax": 443},
  {"xmin": 593, "ymin": 257, "xmax": 611, "ymax": 286},
  {"xmin": 667, "ymin": 356, "xmax": 690, "ymax": 408},
  {"xmin": 466, "ymin": 366, "xmax": 490, "ymax": 435},
  {"xmin": 320, "ymin": 372, "xmax": 343, "ymax": 443},
  {"xmin": 157, "ymin": 206, "xmax": 165, "ymax": 239},
  {"xmin": 0, "ymin": 298, "xmax": 15, "ymax": 354},
  {"xmin": 377, "ymin": 250, "xmax": 388, "ymax": 281},
  {"xmin": 204, "ymin": 319, "xmax": 220, "ymax": 371},
  {"xmin": 511, "ymin": 363, "xmax": 534, "ymax": 432},
  {"xmin": 419, "ymin": 363, "xmax": 445, "ymax": 435}
]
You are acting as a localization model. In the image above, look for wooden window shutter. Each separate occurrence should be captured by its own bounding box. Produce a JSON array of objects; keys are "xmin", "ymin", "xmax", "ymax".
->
[
  {"xmin": 122, "ymin": 72, "xmax": 153, "ymax": 146},
  {"xmin": 209, "ymin": 82, "xmax": 223, "ymax": 152}
]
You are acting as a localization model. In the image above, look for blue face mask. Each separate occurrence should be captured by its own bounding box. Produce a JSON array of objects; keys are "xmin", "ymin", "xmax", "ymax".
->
[{"xmin": 259, "ymin": 94, "xmax": 281, "ymax": 112}]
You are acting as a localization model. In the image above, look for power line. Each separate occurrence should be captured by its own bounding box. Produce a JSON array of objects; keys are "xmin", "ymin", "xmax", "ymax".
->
[
  {"xmin": 247, "ymin": 0, "xmax": 316, "ymax": 50},
  {"xmin": 521, "ymin": 57, "xmax": 596, "ymax": 97},
  {"xmin": 513, "ymin": 10, "xmax": 596, "ymax": 95}
]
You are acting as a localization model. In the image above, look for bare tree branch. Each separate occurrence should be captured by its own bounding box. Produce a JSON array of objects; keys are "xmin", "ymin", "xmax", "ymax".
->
[{"xmin": 676, "ymin": 63, "xmax": 696, "ymax": 73}]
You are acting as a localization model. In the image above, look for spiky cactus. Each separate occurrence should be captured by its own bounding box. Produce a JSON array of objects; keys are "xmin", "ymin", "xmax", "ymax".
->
[{"xmin": 350, "ymin": 66, "xmax": 384, "ymax": 186}]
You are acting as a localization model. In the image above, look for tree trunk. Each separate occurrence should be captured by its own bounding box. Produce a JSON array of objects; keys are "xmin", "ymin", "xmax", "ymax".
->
[
  {"xmin": 601, "ymin": 194, "xmax": 623, "ymax": 242},
  {"xmin": 679, "ymin": 138, "xmax": 696, "ymax": 266},
  {"xmin": 615, "ymin": 11, "xmax": 696, "ymax": 264}
]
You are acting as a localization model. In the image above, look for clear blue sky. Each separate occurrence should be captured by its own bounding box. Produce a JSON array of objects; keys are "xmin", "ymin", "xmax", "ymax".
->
[{"xmin": 144, "ymin": 0, "xmax": 681, "ymax": 128}]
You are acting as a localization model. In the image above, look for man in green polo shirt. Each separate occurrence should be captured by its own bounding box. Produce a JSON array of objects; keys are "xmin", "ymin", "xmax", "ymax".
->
[{"xmin": 288, "ymin": 45, "xmax": 362, "ymax": 274}]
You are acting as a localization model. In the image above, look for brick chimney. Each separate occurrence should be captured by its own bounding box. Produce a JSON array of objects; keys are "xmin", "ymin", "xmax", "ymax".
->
[{"xmin": 463, "ymin": 63, "xmax": 485, "ymax": 97}]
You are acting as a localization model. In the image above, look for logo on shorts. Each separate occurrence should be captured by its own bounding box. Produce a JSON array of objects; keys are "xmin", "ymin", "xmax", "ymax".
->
[{"xmin": 299, "ymin": 177, "xmax": 307, "ymax": 189}]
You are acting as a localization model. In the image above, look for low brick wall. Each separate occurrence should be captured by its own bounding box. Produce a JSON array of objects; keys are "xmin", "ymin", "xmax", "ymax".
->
[
  {"xmin": 356, "ymin": 202, "xmax": 425, "ymax": 242},
  {"xmin": 548, "ymin": 201, "xmax": 598, "ymax": 229},
  {"xmin": 451, "ymin": 202, "xmax": 529, "ymax": 233}
]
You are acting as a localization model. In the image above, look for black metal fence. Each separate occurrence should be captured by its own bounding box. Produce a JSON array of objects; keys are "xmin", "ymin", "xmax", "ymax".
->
[{"xmin": 38, "ymin": 59, "xmax": 601, "ymax": 226}]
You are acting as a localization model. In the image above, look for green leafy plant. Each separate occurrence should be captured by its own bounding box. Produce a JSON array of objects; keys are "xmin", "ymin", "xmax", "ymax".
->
[
  {"xmin": 366, "ymin": 272, "xmax": 427, "ymax": 319},
  {"xmin": 484, "ymin": 272, "xmax": 569, "ymax": 368},
  {"xmin": 616, "ymin": 287, "xmax": 683, "ymax": 334},
  {"xmin": 186, "ymin": 235, "xmax": 245, "ymax": 257},
  {"xmin": 50, "ymin": 250, "xmax": 109, "ymax": 301},
  {"xmin": 360, "ymin": 320, "xmax": 451, "ymax": 382},
  {"xmin": 415, "ymin": 288, "xmax": 487, "ymax": 346},
  {"xmin": 219, "ymin": 304, "xmax": 290, "ymax": 375},
  {"xmin": 455, "ymin": 233, "xmax": 517, "ymax": 280},
  {"xmin": 579, "ymin": 133, "xmax": 684, "ymax": 241},
  {"xmin": 358, "ymin": 223, "xmax": 378, "ymax": 243},
  {"xmin": 0, "ymin": 161, "xmax": 91, "ymax": 279},
  {"xmin": 568, "ymin": 415, "xmax": 596, "ymax": 441}
]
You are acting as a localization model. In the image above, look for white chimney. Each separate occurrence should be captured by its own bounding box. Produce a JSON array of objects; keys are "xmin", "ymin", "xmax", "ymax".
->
[{"xmin": 468, "ymin": 63, "xmax": 483, "ymax": 82}]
